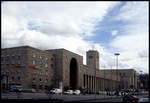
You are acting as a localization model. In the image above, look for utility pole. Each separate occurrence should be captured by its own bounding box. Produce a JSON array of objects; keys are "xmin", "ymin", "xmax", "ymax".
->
[{"xmin": 114, "ymin": 53, "xmax": 120, "ymax": 94}]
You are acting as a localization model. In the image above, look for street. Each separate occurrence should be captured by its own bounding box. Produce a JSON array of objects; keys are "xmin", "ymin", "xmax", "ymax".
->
[{"xmin": 1, "ymin": 92, "xmax": 149, "ymax": 102}]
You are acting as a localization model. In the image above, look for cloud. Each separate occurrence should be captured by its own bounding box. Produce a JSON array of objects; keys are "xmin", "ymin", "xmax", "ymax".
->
[
  {"xmin": 2, "ymin": 1, "xmax": 119, "ymax": 65},
  {"xmin": 109, "ymin": 2, "xmax": 149, "ymax": 73},
  {"xmin": 2, "ymin": 2, "xmax": 148, "ymax": 73},
  {"xmin": 111, "ymin": 30, "xmax": 118, "ymax": 36}
]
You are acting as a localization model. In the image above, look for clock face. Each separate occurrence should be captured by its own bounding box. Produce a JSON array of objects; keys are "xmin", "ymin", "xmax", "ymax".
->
[{"xmin": 89, "ymin": 56, "xmax": 93, "ymax": 59}]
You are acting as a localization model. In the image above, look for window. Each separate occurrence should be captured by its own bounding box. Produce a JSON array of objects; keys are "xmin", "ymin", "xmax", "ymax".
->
[
  {"xmin": 32, "ymin": 85, "xmax": 36, "ymax": 89},
  {"xmin": 45, "ymin": 63, "xmax": 48, "ymax": 68},
  {"xmin": 51, "ymin": 58, "xmax": 53, "ymax": 61},
  {"xmin": 32, "ymin": 53, "xmax": 36, "ymax": 57},
  {"xmin": 40, "ymin": 61, "xmax": 42, "ymax": 67},
  {"xmin": 39, "ymin": 78, "xmax": 42, "ymax": 82},
  {"xmin": 89, "ymin": 56, "xmax": 93, "ymax": 59},
  {"xmin": 45, "ymin": 85, "xmax": 48, "ymax": 90},
  {"xmin": 32, "ymin": 60, "xmax": 36, "ymax": 65},
  {"xmin": 123, "ymin": 73, "xmax": 126, "ymax": 76},
  {"xmin": 18, "ymin": 77, "xmax": 20, "ymax": 80},
  {"xmin": 45, "ymin": 79, "xmax": 48, "ymax": 83},
  {"xmin": 18, "ymin": 60, "xmax": 21, "ymax": 64},
  {"xmin": 40, "ymin": 55, "xmax": 42, "ymax": 59},
  {"xmin": 52, "ymin": 54, "xmax": 55, "ymax": 57},
  {"xmin": 45, "ymin": 57, "xmax": 48, "ymax": 60},
  {"xmin": 18, "ymin": 55, "xmax": 21, "ymax": 60},
  {"xmin": 33, "ymin": 78, "xmax": 35, "ymax": 81},
  {"xmin": 51, "ymin": 64, "xmax": 53, "ymax": 68},
  {"xmin": 39, "ymin": 85, "xmax": 43, "ymax": 89},
  {"xmin": 6, "ymin": 56, "xmax": 9, "ymax": 62},
  {"xmin": 12, "ymin": 77, "xmax": 14, "ymax": 80},
  {"xmin": 11, "ymin": 60, "xmax": 15, "ymax": 64}
]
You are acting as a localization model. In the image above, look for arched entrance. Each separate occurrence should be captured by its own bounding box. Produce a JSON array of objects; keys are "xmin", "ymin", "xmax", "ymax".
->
[{"xmin": 70, "ymin": 58, "xmax": 78, "ymax": 90}]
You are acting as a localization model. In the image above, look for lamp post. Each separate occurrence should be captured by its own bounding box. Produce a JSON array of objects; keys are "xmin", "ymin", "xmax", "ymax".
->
[{"xmin": 114, "ymin": 53, "xmax": 120, "ymax": 91}]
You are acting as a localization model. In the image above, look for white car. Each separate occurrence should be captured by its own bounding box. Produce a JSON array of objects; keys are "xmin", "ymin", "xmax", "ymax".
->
[
  {"xmin": 64, "ymin": 90, "xmax": 73, "ymax": 95},
  {"xmin": 50, "ymin": 88, "xmax": 62, "ymax": 94},
  {"xmin": 138, "ymin": 98, "xmax": 149, "ymax": 102},
  {"xmin": 73, "ymin": 90, "xmax": 81, "ymax": 95}
]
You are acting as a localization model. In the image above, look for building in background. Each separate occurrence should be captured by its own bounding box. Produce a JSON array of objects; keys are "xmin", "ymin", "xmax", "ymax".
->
[
  {"xmin": 1, "ymin": 46, "xmax": 138, "ymax": 92},
  {"xmin": 137, "ymin": 73, "xmax": 149, "ymax": 91}
]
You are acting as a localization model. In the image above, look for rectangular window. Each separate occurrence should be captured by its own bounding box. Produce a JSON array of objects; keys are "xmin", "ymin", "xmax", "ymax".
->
[
  {"xmin": 18, "ymin": 60, "xmax": 21, "ymax": 64},
  {"xmin": 32, "ymin": 60, "xmax": 35, "ymax": 65},
  {"xmin": 40, "ymin": 56, "xmax": 42, "ymax": 59},
  {"xmin": 45, "ymin": 79, "xmax": 48, "ymax": 83},
  {"xmin": 18, "ymin": 55, "xmax": 21, "ymax": 60},
  {"xmin": 51, "ymin": 64, "xmax": 53, "ymax": 68},
  {"xmin": 39, "ymin": 85, "xmax": 43, "ymax": 89},
  {"xmin": 11, "ymin": 60, "xmax": 15, "ymax": 64},
  {"xmin": 32, "ymin": 53, "xmax": 36, "ymax": 57},
  {"xmin": 45, "ymin": 63, "xmax": 48, "ymax": 68},
  {"xmin": 45, "ymin": 57, "xmax": 48, "ymax": 60},
  {"xmin": 18, "ymin": 77, "xmax": 20, "ymax": 80},
  {"xmin": 39, "ymin": 78, "xmax": 42, "ymax": 82},
  {"xmin": 40, "ymin": 61, "xmax": 42, "ymax": 67},
  {"xmin": 12, "ymin": 77, "xmax": 14, "ymax": 80},
  {"xmin": 32, "ymin": 85, "xmax": 36, "ymax": 89}
]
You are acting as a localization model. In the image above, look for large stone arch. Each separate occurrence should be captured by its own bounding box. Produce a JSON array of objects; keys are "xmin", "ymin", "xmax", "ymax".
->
[{"xmin": 69, "ymin": 58, "xmax": 78, "ymax": 90}]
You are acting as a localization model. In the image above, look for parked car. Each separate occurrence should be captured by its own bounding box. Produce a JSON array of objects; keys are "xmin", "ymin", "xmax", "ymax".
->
[
  {"xmin": 64, "ymin": 90, "xmax": 73, "ymax": 95},
  {"xmin": 122, "ymin": 95, "xmax": 139, "ymax": 102},
  {"xmin": 73, "ymin": 90, "xmax": 80, "ymax": 95},
  {"xmin": 50, "ymin": 88, "xmax": 62, "ymax": 94},
  {"xmin": 98, "ymin": 91, "xmax": 107, "ymax": 95},
  {"xmin": 22, "ymin": 88, "xmax": 36, "ymax": 93},
  {"xmin": 138, "ymin": 98, "xmax": 149, "ymax": 102},
  {"xmin": 9, "ymin": 85, "xmax": 23, "ymax": 92}
]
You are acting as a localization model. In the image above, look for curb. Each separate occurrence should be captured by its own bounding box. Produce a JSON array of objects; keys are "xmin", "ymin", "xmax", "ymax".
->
[{"xmin": 65, "ymin": 96, "xmax": 122, "ymax": 102}]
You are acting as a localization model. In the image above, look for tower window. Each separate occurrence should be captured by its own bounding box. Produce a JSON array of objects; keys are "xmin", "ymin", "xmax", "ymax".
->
[{"xmin": 89, "ymin": 56, "xmax": 93, "ymax": 59}]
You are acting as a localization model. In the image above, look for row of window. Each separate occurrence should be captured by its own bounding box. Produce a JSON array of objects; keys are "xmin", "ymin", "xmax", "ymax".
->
[
  {"xmin": 10, "ymin": 76, "xmax": 21, "ymax": 81},
  {"xmin": 1, "ymin": 61, "xmax": 53, "ymax": 68},
  {"xmin": 1, "ymin": 56, "xmax": 21, "ymax": 62},
  {"xmin": 32, "ymin": 78, "xmax": 48, "ymax": 83},
  {"xmin": 32, "ymin": 85, "xmax": 49, "ymax": 90},
  {"xmin": 32, "ymin": 53, "xmax": 54, "ymax": 61},
  {"xmin": 1, "ymin": 60, "xmax": 21, "ymax": 64},
  {"xmin": 32, "ymin": 60, "xmax": 53, "ymax": 68},
  {"xmin": 9, "ymin": 76, "xmax": 49, "ymax": 83},
  {"xmin": 1, "ymin": 55, "xmax": 54, "ymax": 62},
  {"xmin": 32, "ymin": 70, "xmax": 49, "ymax": 75}
]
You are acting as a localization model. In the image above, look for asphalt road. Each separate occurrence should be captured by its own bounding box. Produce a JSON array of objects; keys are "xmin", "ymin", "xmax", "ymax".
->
[{"xmin": 1, "ymin": 92, "xmax": 149, "ymax": 102}]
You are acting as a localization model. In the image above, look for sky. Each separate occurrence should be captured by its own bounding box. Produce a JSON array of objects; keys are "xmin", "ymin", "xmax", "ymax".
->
[{"xmin": 2, "ymin": 1, "xmax": 149, "ymax": 74}]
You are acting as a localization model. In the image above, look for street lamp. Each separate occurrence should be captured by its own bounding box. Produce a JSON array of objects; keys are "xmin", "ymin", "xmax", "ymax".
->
[{"xmin": 114, "ymin": 53, "xmax": 120, "ymax": 91}]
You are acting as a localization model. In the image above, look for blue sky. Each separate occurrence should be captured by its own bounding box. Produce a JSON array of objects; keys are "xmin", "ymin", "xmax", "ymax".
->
[
  {"xmin": 83, "ymin": 2, "xmax": 128, "ymax": 51},
  {"xmin": 2, "ymin": 1, "xmax": 149, "ymax": 73}
]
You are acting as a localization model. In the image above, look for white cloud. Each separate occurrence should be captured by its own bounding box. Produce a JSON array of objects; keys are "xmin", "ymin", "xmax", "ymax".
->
[
  {"xmin": 2, "ymin": 2, "xmax": 148, "ymax": 73},
  {"xmin": 109, "ymin": 2, "xmax": 149, "ymax": 73},
  {"xmin": 111, "ymin": 30, "xmax": 118, "ymax": 36},
  {"xmin": 2, "ymin": 1, "xmax": 119, "ymax": 65}
]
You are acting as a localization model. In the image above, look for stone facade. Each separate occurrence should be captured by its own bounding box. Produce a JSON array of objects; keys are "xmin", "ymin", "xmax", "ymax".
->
[{"xmin": 1, "ymin": 46, "xmax": 137, "ymax": 92}]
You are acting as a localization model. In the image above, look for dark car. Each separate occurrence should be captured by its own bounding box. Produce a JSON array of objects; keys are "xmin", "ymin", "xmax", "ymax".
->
[
  {"xmin": 21, "ymin": 88, "xmax": 36, "ymax": 93},
  {"xmin": 122, "ymin": 95, "xmax": 139, "ymax": 102},
  {"xmin": 9, "ymin": 85, "xmax": 23, "ymax": 92}
]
